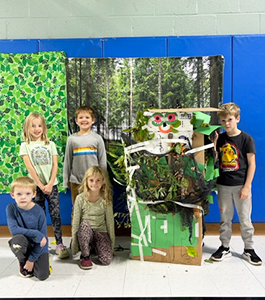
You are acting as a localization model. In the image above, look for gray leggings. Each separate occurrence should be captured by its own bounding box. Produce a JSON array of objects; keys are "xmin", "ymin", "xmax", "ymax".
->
[
  {"xmin": 217, "ymin": 184, "xmax": 254, "ymax": 249},
  {"xmin": 34, "ymin": 185, "xmax": 63, "ymax": 245},
  {"xmin": 8, "ymin": 234, "xmax": 50, "ymax": 281},
  {"xmin": 77, "ymin": 221, "xmax": 113, "ymax": 265}
]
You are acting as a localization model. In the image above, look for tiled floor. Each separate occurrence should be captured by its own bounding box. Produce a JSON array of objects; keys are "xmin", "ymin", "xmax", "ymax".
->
[{"xmin": 0, "ymin": 234, "xmax": 265, "ymax": 298}]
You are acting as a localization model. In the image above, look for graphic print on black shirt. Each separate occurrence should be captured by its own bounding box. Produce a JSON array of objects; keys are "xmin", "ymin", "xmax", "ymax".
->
[{"xmin": 219, "ymin": 142, "xmax": 239, "ymax": 172}]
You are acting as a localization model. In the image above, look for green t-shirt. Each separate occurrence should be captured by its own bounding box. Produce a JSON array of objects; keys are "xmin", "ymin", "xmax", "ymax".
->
[{"xmin": 19, "ymin": 141, "xmax": 58, "ymax": 185}]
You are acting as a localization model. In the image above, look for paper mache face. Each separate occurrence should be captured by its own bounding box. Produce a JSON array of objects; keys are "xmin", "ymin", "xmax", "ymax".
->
[{"xmin": 142, "ymin": 111, "xmax": 193, "ymax": 155}]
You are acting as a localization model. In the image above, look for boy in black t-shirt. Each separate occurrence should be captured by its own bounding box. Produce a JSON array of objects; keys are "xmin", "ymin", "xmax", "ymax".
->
[{"xmin": 210, "ymin": 102, "xmax": 262, "ymax": 265}]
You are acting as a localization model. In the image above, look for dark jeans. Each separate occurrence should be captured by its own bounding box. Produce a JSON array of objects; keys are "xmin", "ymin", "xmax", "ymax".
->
[{"xmin": 8, "ymin": 234, "xmax": 50, "ymax": 281}]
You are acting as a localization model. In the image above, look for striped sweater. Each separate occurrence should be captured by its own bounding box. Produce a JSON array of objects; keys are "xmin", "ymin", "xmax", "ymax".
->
[{"xmin": 63, "ymin": 132, "xmax": 107, "ymax": 187}]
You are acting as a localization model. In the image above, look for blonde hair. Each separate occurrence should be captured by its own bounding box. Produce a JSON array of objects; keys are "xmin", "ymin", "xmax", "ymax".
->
[
  {"xmin": 79, "ymin": 166, "xmax": 112, "ymax": 206},
  {"xmin": 22, "ymin": 112, "xmax": 49, "ymax": 144},
  {"xmin": 11, "ymin": 176, "xmax": 37, "ymax": 193},
  {"xmin": 217, "ymin": 102, "xmax": 241, "ymax": 119},
  {"xmin": 75, "ymin": 106, "xmax": 95, "ymax": 120}
]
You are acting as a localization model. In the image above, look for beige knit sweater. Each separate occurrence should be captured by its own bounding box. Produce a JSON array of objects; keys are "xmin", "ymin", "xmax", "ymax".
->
[{"xmin": 71, "ymin": 192, "xmax": 115, "ymax": 255}]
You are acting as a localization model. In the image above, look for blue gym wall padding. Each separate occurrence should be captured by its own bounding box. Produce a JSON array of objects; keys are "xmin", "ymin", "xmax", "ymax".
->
[{"xmin": 0, "ymin": 35, "xmax": 264, "ymax": 225}]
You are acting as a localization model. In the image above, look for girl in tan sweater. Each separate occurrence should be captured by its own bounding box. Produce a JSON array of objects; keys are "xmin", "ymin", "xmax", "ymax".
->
[{"xmin": 71, "ymin": 166, "xmax": 115, "ymax": 269}]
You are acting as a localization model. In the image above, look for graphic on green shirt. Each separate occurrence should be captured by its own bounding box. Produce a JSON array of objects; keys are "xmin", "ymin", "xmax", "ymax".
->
[{"xmin": 0, "ymin": 51, "xmax": 68, "ymax": 193}]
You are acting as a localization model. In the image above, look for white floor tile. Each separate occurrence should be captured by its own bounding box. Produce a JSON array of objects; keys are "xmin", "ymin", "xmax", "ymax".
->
[
  {"xmin": 0, "ymin": 234, "xmax": 264, "ymax": 297},
  {"xmin": 26, "ymin": 274, "xmax": 83, "ymax": 298},
  {"xmin": 0, "ymin": 274, "xmax": 37, "ymax": 298},
  {"xmin": 168, "ymin": 273, "xmax": 220, "ymax": 296},
  {"xmin": 211, "ymin": 273, "xmax": 265, "ymax": 296},
  {"xmin": 123, "ymin": 274, "xmax": 171, "ymax": 297},
  {"xmin": 75, "ymin": 272, "xmax": 125, "ymax": 297}
]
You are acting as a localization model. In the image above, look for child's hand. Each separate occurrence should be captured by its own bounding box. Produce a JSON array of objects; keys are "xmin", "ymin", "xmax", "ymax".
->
[
  {"xmin": 40, "ymin": 236, "xmax": 47, "ymax": 247},
  {"xmin": 210, "ymin": 130, "xmax": 219, "ymax": 145},
  {"xmin": 43, "ymin": 183, "xmax": 53, "ymax": 195},
  {"xmin": 240, "ymin": 186, "xmax": 250, "ymax": 200},
  {"xmin": 24, "ymin": 260, "xmax": 34, "ymax": 272}
]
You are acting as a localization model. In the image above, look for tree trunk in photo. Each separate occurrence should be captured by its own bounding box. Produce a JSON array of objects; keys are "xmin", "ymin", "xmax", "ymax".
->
[
  {"xmin": 75, "ymin": 59, "xmax": 78, "ymax": 110},
  {"xmin": 210, "ymin": 56, "xmax": 219, "ymax": 125},
  {"xmin": 129, "ymin": 58, "xmax": 133, "ymax": 127},
  {"xmin": 158, "ymin": 57, "xmax": 162, "ymax": 108},
  {"xmin": 85, "ymin": 59, "xmax": 92, "ymax": 107},
  {"xmin": 196, "ymin": 57, "xmax": 203, "ymax": 107},
  {"xmin": 79, "ymin": 59, "xmax": 82, "ymax": 106},
  {"xmin": 105, "ymin": 60, "xmax": 110, "ymax": 151}
]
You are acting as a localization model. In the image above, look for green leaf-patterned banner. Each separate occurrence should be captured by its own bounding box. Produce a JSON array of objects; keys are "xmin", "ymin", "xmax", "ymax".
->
[{"xmin": 0, "ymin": 51, "xmax": 68, "ymax": 193}]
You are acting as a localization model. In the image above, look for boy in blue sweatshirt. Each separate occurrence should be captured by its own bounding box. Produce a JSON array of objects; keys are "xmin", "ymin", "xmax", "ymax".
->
[{"xmin": 6, "ymin": 176, "xmax": 50, "ymax": 280}]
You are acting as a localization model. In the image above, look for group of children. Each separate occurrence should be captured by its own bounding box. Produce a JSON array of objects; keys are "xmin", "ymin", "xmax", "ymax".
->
[
  {"xmin": 6, "ymin": 106, "xmax": 114, "ymax": 280},
  {"xmin": 6, "ymin": 103, "xmax": 262, "ymax": 281}
]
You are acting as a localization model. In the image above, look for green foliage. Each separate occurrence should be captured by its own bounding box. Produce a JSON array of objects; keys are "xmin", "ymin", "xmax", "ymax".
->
[
  {"xmin": 107, "ymin": 140, "xmax": 127, "ymax": 186},
  {"xmin": 123, "ymin": 109, "xmax": 154, "ymax": 142},
  {"xmin": 0, "ymin": 52, "xmax": 68, "ymax": 193}
]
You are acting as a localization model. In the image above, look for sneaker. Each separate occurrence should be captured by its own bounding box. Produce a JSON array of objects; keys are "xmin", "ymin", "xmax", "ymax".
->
[
  {"xmin": 80, "ymin": 256, "xmax": 93, "ymax": 270},
  {"xmin": 19, "ymin": 265, "xmax": 33, "ymax": 278},
  {"xmin": 242, "ymin": 249, "xmax": 262, "ymax": 266},
  {"xmin": 211, "ymin": 245, "xmax": 232, "ymax": 261},
  {"xmin": 56, "ymin": 243, "xmax": 69, "ymax": 259}
]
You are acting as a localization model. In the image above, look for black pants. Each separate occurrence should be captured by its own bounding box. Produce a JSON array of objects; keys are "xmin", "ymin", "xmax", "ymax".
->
[
  {"xmin": 34, "ymin": 185, "xmax": 63, "ymax": 245},
  {"xmin": 8, "ymin": 234, "xmax": 50, "ymax": 281}
]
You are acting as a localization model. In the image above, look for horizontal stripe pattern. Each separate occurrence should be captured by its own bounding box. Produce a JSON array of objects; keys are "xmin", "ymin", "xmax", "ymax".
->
[{"xmin": 73, "ymin": 147, "xmax": 98, "ymax": 156}]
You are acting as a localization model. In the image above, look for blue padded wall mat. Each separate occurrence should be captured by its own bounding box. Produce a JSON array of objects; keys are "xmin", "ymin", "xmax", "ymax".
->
[
  {"xmin": 232, "ymin": 35, "xmax": 265, "ymax": 222},
  {"xmin": 1, "ymin": 35, "xmax": 264, "ymax": 224},
  {"xmin": 39, "ymin": 38, "xmax": 103, "ymax": 58}
]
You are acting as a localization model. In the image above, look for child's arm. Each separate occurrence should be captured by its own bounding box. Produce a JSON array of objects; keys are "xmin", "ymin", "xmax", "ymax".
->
[
  {"xmin": 97, "ymin": 136, "xmax": 107, "ymax": 170},
  {"xmin": 105, "ymin": 203, "xmax": 115, "ymax": 251},
  {"xmin": 71, "ymin": 195, "xmax": 82, "ymax": 255},
  {"xmin": 28, "ymin": 211, "xmax": 48, "ymax": 263},
  {"xmin": 6, "ymin": 204, "xmax": 46, "ymax": 244},
  {"xmin": 240, "ymin": 153, "xmax": 256, "ymax": 200},
  {"xmin": 21, "ymin": 155, "xmax": 45, "ymax": 191},
  {"xmin": 43, "ymin": 155, "xmax": 58, "ymax": 195},
  {"xmin": 63, "ymin": 137, "xmax": 73, "ymax": 188}
]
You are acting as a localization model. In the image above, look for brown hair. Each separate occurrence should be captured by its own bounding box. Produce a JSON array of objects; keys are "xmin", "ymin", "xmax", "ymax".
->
[
  {"xmin": 79, "ymin": 166, "xmax": 112, "ymax": 206},
  {"xmin": 22, "ymin": 112, "xmax": 49, "ymax": 144},
  {"xmin": 11, "ymin": 176, "xmax": 37, "ymax": 193},
  {"xmin": 75, "ymin": 106, "xmax": 95, "ymax": 120},
  {"xmin": 217, "ymin": 102, "xmax": 241, "ymax": 119}
]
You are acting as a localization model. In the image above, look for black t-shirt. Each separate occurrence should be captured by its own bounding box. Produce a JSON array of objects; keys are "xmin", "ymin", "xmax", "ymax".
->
[{"xmin": 216, "ymin": 131, "xmax": 255, "ymax": 186}]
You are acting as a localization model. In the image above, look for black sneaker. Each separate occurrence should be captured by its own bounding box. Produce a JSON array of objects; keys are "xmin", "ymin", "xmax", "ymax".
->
[
  {"xmin": 19, "ymin": 265, "xmax": 34, "ymax": 278},
  {"xmin": 211, "ymin": 245, "xmax": 232, "ymax": 261},
  {"xmin": 242, "ymin": 249, "xmax": 262, "ymax": 266}
]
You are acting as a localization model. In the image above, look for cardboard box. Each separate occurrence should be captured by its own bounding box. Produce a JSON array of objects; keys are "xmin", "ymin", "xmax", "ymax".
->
[
  {"xmin": 125, "ymin": 108, "xmax": 220, "ymax": 266},
  {"xmin": 130, "ymin": 202, "xmax": 202, "ymax": 265}
]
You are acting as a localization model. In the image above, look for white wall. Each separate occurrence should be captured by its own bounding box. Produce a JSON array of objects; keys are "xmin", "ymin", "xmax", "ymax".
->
[{"xmin": 1, "ymin": 0, "xmax": 265, "ymax": 39}]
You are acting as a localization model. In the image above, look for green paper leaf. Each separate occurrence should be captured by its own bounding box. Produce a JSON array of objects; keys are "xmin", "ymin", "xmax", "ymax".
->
[{"xmin": 186, "ymin": 246, "xmax": 197, "ymax": 257}]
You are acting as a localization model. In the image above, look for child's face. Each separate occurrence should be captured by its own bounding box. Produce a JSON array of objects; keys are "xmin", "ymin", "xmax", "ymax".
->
[
  {"xmin": 10, "ymin": 186, "xmax": 36, "ymax": 210},
  {"xmin": 220, "ymin": 114, "xmax": 240, "ymax": 135},
  {"xmin": 75, "ymin": 111, "xmax": 94, "ymax": 132},
  {"xmin": 87, "ymin": 175, "xmax": 104, "ymax": 192},
  {"xmin": 30, "ymin": 118, "xmax": 43, "ymax": 141}
]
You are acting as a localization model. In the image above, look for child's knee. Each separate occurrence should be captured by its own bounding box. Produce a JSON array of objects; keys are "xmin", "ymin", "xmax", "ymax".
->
[{"xmin": 36, "ymin": 270, "xmax": 50, "ymax": 281}]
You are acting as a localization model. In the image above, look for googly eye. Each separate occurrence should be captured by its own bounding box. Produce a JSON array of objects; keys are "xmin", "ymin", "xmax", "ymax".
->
[{"xmin": 152, "ymin": 113, "xmax": 163, "ymax": 126}]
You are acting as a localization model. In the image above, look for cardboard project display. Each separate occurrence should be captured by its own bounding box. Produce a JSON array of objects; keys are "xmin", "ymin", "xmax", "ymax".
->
[{"xmin": 124, "ymin": 108, "xmax": 220, "ymax": 266}]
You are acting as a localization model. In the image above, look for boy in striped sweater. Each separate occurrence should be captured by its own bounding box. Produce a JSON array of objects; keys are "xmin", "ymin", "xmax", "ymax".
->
[{"xmin": 63, "ymin": 106, "xmax": 107, "ymax": 208}]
